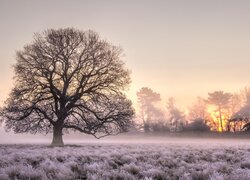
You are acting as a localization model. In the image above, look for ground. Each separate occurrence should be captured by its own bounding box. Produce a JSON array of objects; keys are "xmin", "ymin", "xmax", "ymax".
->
[{"xmin": 0, "ymin": 136, "xmax": 250, "ymax": 180}]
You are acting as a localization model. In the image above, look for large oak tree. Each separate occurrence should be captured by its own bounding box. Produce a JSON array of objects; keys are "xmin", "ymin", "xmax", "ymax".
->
[{"xmin": 1, "ymin": 28, "xmax": 134, "ymax": 146}]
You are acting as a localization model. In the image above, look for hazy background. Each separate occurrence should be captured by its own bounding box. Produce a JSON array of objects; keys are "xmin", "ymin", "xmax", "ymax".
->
[{"xmin": 1, "ymin": 0, "xmax": 250, "ymax": 140}]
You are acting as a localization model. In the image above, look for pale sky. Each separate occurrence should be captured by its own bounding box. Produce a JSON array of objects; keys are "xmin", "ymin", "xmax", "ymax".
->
[{"xmin": 1, "ymin": 0, "xmax": 250, "ymax": 109}]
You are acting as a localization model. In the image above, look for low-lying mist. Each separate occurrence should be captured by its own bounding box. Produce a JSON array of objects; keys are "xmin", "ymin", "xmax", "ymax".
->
[{"xmin": 1, "ymin": 127, "xmax": 250, "ymax": 147}]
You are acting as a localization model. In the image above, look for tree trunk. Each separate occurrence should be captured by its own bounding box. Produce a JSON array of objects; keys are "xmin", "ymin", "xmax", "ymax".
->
[
  {"xmin": 219, "ymin": 107, "xmax": 223, "ymax": 132},
  {"xmin": 51, "ymin": 126, "xmax": 64, "ymax": 146}
]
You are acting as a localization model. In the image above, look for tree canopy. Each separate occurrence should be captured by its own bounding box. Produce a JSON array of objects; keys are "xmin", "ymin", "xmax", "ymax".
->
[{"xmin": 136, "ymin": 87, "xmax": 164, "ymax": 132}]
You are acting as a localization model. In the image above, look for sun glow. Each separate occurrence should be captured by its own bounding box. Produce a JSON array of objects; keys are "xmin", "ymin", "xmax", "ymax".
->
[{"xmin": 206, "ymin": 105, "xmax": 229, "ymax": 132}]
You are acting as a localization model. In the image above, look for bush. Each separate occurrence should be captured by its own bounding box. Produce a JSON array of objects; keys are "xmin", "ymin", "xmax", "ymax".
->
[{"xmin": 184, "ymin": 118, "xmax": 210, "ymax": 132}]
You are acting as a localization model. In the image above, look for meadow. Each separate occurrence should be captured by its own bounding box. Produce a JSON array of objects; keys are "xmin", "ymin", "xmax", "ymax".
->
[{"xmin": 1, "ymin": 137, "xmax": 250, "ymax": 180}]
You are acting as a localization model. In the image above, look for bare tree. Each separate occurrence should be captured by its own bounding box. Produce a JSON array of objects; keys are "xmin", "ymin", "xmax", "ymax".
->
[
  {"xmin": 240, "ymin": 86, "xmax": 250, "ymax": 105},
  {"xmin": 188, "ymin": 96, "xmax": 208, "ymax": 122},
  {"xmin": 1, "ymin": 28, "xmax": 134, "ymax": 146},
  {"xmin": 207, "ymin": 91, "xmax": 232, "ymax": 132},
  {"xmin": 230, "ymin": 87, "xmax": 250, "ymax": 131},
  {"xmin": 228, "ymin": 93, "xmax": 243, "ymax": 132},
  {"xmin": 166, "ymin": 97, "xmax": 185, "ymax": 132}
]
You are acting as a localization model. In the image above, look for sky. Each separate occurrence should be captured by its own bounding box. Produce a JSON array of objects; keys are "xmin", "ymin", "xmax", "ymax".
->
[{"xmin": 0, "ymin": 0, "xmax": 250, "ymax": 110}]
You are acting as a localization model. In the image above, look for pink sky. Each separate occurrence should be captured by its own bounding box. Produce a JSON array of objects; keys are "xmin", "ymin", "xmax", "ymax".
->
[{"xmin": 0, "ymin": 0, "xmax": 250, "ymax": 109}]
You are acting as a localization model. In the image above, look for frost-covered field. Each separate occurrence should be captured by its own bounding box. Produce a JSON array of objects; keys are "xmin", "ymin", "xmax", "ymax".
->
[{"xmin": 1, "ymin": 139, "xmax": 250, "ymax": 180}]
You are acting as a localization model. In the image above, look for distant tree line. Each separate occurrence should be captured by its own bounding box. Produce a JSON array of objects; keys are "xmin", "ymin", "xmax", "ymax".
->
[{"xmin": 136, "ymin": 87, "xmax": 250, "ymax": 133}]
